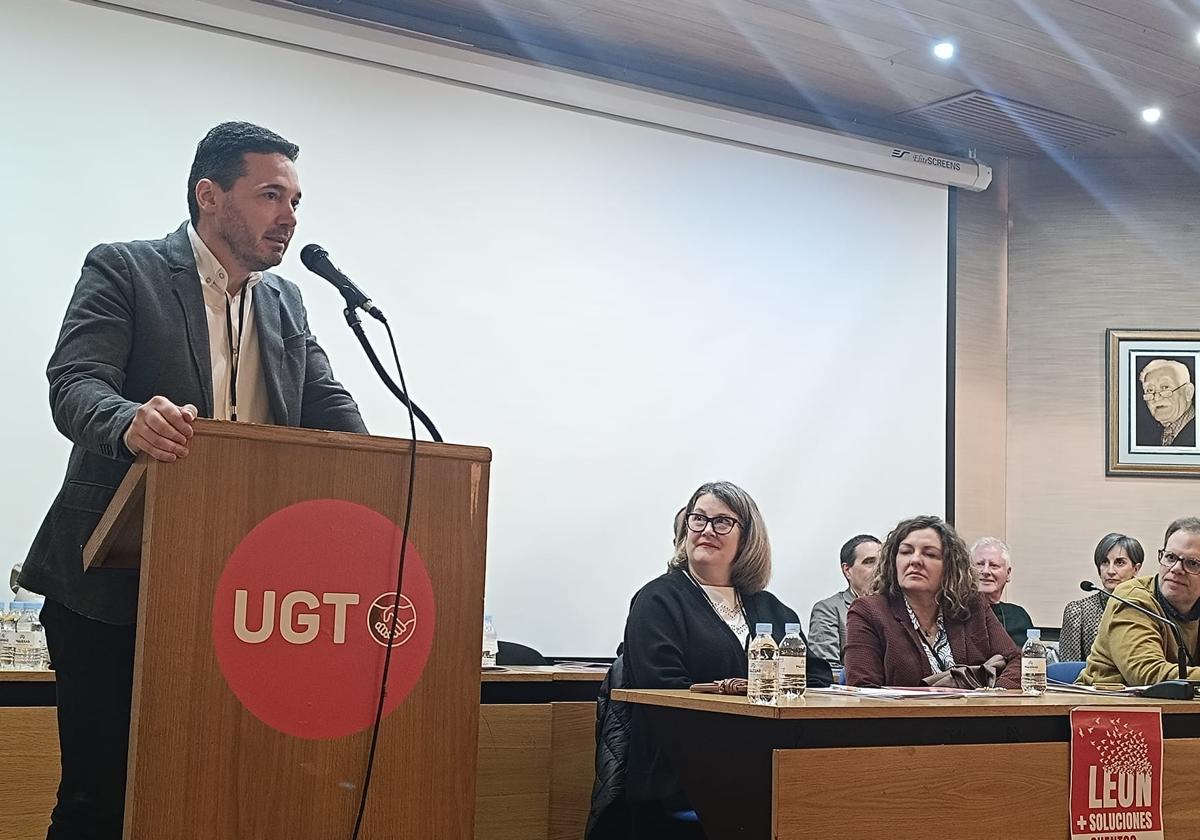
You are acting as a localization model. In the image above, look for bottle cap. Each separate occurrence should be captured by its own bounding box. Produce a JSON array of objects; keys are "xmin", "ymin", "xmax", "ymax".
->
[
  {"xmin": 1026, "ymin": 628, "xmax": 1041, "ymax": 641},
  {"xmin": 755, "ymin": 623, "xmax": 772, "ymax": 635},
  {"xmin": 483, "ymin": 614, "xmax": 494, "ymax": 623},
  {"xmin": 784, "ymin": 623, "xmax": 800, "ymax": 634}
]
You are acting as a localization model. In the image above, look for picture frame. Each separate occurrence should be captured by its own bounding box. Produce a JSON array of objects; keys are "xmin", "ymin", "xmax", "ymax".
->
[{"xmin": 1106, "ymin": 329, "xmax": 1200, "ymax": 478}]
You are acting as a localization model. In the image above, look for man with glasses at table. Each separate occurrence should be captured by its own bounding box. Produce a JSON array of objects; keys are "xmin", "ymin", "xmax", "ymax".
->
[
  {"xmin": 1079, "ymin": 517, "xmax": 1200, "ymax": 686},
  {"xmin": 1136, "ymin": 359, "xmax": 1195, "ymax": 447}
]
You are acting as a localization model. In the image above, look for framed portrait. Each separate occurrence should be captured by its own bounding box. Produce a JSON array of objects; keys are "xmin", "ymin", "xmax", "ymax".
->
[{"xmin": 1106, "ymin": 329, "xmax": 1200, "ymax": 477}]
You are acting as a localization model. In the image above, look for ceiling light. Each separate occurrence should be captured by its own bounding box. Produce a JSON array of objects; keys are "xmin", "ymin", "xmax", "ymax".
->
[
  {"xmin": 1141, "ymin": 106, "xmax": 1162, "ymax": 124},
  {"xmin": 933, "ymin": 41, "xmax": 955, "ymax": 60}
]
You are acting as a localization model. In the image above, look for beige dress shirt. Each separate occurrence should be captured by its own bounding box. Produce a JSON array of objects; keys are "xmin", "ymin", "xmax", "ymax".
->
[{"xmin": 124, "ymin": 225, "xmax": 272, "ymax": 454}]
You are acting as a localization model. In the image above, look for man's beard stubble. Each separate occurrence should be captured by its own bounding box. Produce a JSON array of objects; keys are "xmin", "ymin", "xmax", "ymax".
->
[{"xmin": 219, "ymin": 205, "xmax": 282, "ymax": 273}]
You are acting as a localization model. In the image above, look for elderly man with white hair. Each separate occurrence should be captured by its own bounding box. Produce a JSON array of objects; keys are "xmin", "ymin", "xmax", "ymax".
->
[
  {"xmin": 1138, "ymin": 358, "xmax": 1196, "ymax": 447},
  {"xmin": 970, "ymin": 537, "xmax": 1035, "ymax": 647}
]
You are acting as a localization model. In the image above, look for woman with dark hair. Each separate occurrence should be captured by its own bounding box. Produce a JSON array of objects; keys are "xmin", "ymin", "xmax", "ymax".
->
[
  {"xmin": 620, "ymin": 481, "xmax": 831, "ymax": 837},
  {"xmin": 844, "ymin": 515, "xmax": 1021, "ymax": 688},
  {"xmin": 1058, "ymin": 533, "xmax": 1145, "ymax": 661}
]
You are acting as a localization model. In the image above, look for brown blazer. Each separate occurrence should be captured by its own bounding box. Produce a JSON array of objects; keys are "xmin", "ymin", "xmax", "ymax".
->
[{"xmin": 845, "ymin": 592, "xmax": 1023, "ymax": 688}]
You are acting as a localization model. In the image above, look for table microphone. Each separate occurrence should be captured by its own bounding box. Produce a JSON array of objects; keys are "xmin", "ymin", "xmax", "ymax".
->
[{"xmin": 1082, "ymin": 580, "xmax": 1195, "ymax": 700}]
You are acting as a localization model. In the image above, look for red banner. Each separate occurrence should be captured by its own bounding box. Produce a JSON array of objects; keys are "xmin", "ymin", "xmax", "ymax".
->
[{"xmin": 1070, "ymin": 707, "xmax": 1163, "ymax": 840}]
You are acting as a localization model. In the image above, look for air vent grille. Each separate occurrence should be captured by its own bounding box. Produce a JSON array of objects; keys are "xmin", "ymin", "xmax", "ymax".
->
[{"xmin": 895, "ymin": 91, "xmax": 1122, "ymax": 155}]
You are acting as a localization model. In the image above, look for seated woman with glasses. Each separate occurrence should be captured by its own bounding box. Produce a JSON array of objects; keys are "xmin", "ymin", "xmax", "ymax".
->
[
  {"xmin": 1079, "ymin": 517, "xmax": 1200, "ymax": 686},
  {"xmin": 844, "ymin": 515, "xmax": 1022, "ymax": 688},
  {"xmin": 1058, "ymin": 533, "xmax": 1145, "ymax": 661},
  {"xmin": 621, "ymin": 481, "xmax": 832, "ymax": 837}
]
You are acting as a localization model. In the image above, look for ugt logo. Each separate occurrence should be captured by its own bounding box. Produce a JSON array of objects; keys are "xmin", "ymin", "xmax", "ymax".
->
[
  {"xmin": 211, "ymin": 499, "xmax": 436, "ymax": 739},
  {"xmin": 366, "ymin": 591, "xmax": 418, "ymax": 647}
]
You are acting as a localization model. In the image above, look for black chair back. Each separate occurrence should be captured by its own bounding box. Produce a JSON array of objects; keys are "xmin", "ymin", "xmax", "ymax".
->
[{"xmin": 495, "ymin": 640, "xmax": 548, "ymax": 666}]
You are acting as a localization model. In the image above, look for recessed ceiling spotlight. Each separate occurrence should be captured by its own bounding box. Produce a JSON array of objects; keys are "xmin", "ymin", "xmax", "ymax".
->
[
  {"xmin": 1142, "ymin": 106, "xmax": 1162, "ymax": 124},
  {"xmin": 933, "ymin": 41, "xmax": 955, "ymax": 60}
]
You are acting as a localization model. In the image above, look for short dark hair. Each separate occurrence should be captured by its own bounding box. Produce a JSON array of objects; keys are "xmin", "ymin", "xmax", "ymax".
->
[
  {"xmin": 1092, "ymin": 533, "xmax": 1144, "ymax": 573},
  {"xmin": 187, "ymin": 121, "xmax": 299, "ymax": 225},
  {"xmin": 1164, "ymin": 517, "xmax": 1200, "ymax": 546},
  {"xmin": 839, "ymin": 534, "xmax": 880, "ymax": 568}
]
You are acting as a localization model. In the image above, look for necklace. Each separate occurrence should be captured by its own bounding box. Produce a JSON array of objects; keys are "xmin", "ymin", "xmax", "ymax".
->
[
  {"xmin": 684, "ymin": 569, "xmax": 747, "ymax": 631},
  {"xmin": 708, "ymin": 591, "xmax": 743, "ymax": 620}
]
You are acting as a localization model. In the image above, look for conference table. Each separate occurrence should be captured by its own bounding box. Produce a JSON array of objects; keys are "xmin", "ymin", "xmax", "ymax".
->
[
  {"xmin": 614, "ymin": 688, "xmax": 1200, "ymax": 840},
  {"xmin": 1, "ymin": 665, "xmax": 604, "ymax": 840}
]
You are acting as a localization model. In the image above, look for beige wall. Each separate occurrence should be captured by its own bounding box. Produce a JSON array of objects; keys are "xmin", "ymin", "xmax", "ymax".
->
[
  {"xmin": 1003, "ymin": 158, "xmax": 1200, "ymax": 626},
  {"xmin": 954, "ymin": 160, "xmax": 1009, "ymax": 542}
]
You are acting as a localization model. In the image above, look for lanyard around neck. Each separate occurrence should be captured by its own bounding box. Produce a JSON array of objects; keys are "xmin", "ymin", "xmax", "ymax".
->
[{"xmin": 224, "ymin": 288, "xmax": 249, "ymax": 422}]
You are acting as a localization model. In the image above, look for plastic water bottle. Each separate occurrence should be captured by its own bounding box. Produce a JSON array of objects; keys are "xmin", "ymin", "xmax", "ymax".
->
[
  {"xmin": 12, "ymin": 602, "xmax": 35, "ymax": 670},
  {"xmin": 481, "ymin": 615, "xmax": 498, "ymax": 667},
  {"xmin": 31, "ymin": 605, "xmax": 48, "ymax": 671},
  {"xmin": 748, "ymin": 623, "xmax": 778, "ymax": 705},
  {"xmin": 0, "ymin": 602, "xmax": 13, "ymax": 670},
  {"xmin": 777, "ymin": 623, "xmax": 807, "ymax": 704},
  {"xmin": 1021, "ymin": 628, "xmax": 1047, "ymax": 696}
]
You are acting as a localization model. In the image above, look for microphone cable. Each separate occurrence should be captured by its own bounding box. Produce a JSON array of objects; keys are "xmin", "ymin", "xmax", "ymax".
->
[{"xmin": 349, "ymin": 318, "xmax": 421, "ymax": 840}]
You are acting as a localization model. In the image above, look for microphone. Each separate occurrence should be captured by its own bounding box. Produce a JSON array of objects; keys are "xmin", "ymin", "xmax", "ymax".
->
[
  {"xmin": 300, "ymin": 244, "xmax": 386, "ymax": 323},
  {"xmin": 1082, "ymin": 580, "xmax": 1194, "ymax": 699}
]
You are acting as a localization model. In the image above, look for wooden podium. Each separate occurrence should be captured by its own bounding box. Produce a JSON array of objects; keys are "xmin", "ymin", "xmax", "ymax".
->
[{"xmin": 84, "ymin": 420, "xmax": 491, "ymax": 839}]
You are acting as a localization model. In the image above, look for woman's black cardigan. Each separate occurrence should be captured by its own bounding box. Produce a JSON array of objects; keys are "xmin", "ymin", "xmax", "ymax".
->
[{"xmin": 621, "ymin": 568, "xmax": 833, "ymax": 803}]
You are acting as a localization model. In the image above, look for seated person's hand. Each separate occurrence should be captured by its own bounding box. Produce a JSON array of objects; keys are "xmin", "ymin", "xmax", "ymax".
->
[{"xmin": 124, "ymin": 396, "xmax": 198, "ymax": 461}]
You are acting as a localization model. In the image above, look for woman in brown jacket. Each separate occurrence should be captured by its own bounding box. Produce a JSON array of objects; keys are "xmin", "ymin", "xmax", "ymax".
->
[{"xmin": 844, "ymin": 515, "xmax": 1022, "ymax": 688}]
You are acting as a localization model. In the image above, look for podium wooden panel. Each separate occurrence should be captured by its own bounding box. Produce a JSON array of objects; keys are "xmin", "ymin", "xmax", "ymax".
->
[
  {"xmin": 86, "ymin": 420, "xmax": 491, "ymax": 840},
  {"xmin": 0, "ymin": 705, "xmax": 58, "ymax": 838}
]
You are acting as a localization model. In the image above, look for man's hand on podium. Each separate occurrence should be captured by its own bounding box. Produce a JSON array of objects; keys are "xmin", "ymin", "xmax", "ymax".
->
[{"xmin": 124, "ymin": 397, "xmax": 198, "ymax": 461}]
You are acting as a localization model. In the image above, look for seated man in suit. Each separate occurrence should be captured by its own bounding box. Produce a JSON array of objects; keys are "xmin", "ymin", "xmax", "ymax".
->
[
  {"xmin": 808, "ymin": 534, "xmax": 880, "ymax": 667},
  {"xmin": 970, "ymin": 537, "xmax": 1035, "ymax": 647},
  {"xmin": 1080, "ymin": 517, "xmax": 1200, "ymax": 686},
  {"xmin": 20, "ymin": 121, "xmax": 367, "ymax": 840}
]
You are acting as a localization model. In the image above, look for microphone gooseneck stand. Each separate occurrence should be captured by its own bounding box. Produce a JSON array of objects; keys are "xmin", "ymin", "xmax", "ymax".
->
[{"xmin": 342, "ymin": 306, "xmax": 442, "ymax": 443}]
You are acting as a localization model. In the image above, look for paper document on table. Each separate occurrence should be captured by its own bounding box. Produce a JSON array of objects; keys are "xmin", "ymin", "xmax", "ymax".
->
[
  {"xmin": 808, "ymin": 685, "xmax": 975, "ymax": 700},
  {"xmin": 1046, "ymin": 680, "xmax": 1148, "ymax": 696}
]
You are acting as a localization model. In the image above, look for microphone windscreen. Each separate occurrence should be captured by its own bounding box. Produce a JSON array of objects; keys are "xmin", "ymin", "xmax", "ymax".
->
[
  {"xmin": 300, "ymin": 243, "xmax": 328, "ymax": 270},
  {"xmin": 1080, "ymin": 580, "xmax": 1097, "ymax": 592}
]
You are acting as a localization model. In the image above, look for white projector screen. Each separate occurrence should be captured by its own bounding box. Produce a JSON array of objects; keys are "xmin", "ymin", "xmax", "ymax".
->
[{"xmin": 1, "ymin": 0, "xmax": 948, "ymax": 656}]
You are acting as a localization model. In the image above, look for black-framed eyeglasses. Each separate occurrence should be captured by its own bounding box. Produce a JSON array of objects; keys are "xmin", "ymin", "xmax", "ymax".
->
[
  {"xmin": 1142, "ymin": 382, "xmax": 1188, "ymax": 401},
  {"xmin": 685, "ymin": 512, "xmax": 741, "ymax": 536},
  {"xmin": 1158, "ymin": 549, "xmax": 1200, "ymax": 576}
]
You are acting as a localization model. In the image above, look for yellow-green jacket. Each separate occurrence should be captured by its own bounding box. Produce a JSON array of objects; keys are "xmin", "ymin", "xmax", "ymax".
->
[{"xmin": 1078, "ymin": 575, "xmax": 1200, "ymax": 686}]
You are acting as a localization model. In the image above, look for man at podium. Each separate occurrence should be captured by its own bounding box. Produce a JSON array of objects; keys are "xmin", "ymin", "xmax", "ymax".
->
[{"xmin": 19, "ymin": 122, "xmax": 367, "ymax": 840}]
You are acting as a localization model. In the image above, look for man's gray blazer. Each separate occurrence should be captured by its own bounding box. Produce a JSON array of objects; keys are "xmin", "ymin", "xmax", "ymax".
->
[
  {"xmin": 21, "ymin": 223, "xmax": 367, "ymax": 625},
  {"xmin": 807, "ymin": 587, "xmax": 855, "ymax": 667}
]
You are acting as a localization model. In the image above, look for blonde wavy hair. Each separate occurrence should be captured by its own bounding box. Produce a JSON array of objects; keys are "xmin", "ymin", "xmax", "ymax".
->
[
  {"xmin": 872, "ymin": 515, "xmax": 977, "ymax": 621},
  {"xmin": 668, "ymin": 481, "xmax": 772, "ymax": 594}
]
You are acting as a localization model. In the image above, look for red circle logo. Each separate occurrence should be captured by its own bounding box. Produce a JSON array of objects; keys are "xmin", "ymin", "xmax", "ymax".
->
[{"xmin": 211, "ymin": 500, "xmax": 436, "ymax": 739}]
